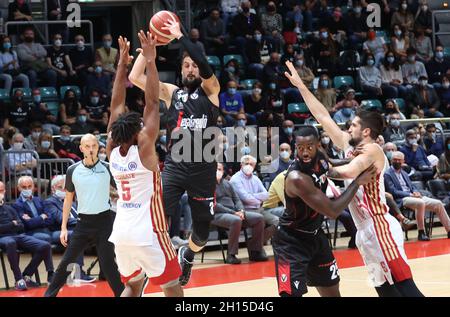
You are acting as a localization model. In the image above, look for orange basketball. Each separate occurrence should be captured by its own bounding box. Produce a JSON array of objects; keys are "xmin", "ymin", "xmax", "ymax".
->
[{"xmin": 149, "ymin": 10, "xmax": 180, "ymax": 45}]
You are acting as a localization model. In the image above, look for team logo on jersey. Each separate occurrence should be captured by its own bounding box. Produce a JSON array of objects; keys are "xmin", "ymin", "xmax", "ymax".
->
[
  {"xmin": 177, "ymin": 90, "xmax": 189, "ymax": 103},
  {"xmin": 293, "ymin": 281, "xmax": 300, "ymax": 289},
  {"xmin": 128, "ymin": 162, "xmax": 137, "ymax": 171},
  {"xmin": 281, "ymin": 274, "xmax": 287, "ymax": 283},
  {"xmin": 190, "ymin": 91, "xmax": 199, "ymax": 100},
  {"xmin": 174, "ymin": 101, "xmax": 184, "ymax": 110}
]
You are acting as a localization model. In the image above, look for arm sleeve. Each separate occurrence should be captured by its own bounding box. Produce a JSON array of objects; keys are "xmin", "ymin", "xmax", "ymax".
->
[
  {"xmin": 65, "ymin": 164, "xmax": 76, "ymax": 192},
  {"xmin": 178, "ymin": 36, "xmax": 213, "ymax": 79}
]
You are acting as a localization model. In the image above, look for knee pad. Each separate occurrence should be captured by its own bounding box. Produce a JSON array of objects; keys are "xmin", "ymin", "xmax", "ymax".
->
[{"xmin": 190, "ymin": 220, "xmax": 211, "ymax": 248}]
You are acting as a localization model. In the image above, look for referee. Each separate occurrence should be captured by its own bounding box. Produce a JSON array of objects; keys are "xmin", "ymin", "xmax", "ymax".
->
[{"xmin": 44, "ymin": 134, "xmax": 123, "ymax": 297}]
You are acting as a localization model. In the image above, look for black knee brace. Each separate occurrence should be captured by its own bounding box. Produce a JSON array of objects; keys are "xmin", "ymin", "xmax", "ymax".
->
[{"xmin": 191, "ymin": 220, "xmax": 211, "ymax": 247}]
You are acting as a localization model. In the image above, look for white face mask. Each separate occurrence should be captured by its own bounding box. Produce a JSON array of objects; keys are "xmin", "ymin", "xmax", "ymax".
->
[
  {"xmin": 0, "ymin": 193, "xmax": 4, "ymax": 206},
  {"xmin": 216, "ymin": 170, "xmax": 224, "ymax": 181},
  {"xmin": 98, "ymin": 153, "xmax": 107, "ymax": 161},
  {"xmin": 55, "ymin": 190, "xmax": 66, "ymax": 200},
  {"xmin": 242, "ymin": 164, "xmax": 254, "ymax": 176},
  {"xmin": 321, "ymin": 137, "xmax": 330, "ymax": 145},
  {"xmin": 13, "ymin": 142, "xmax": 23, "ymax": 150},
  {"xmin": 280, "ymin": 150, "xmax": 290, "ymax": 160}
]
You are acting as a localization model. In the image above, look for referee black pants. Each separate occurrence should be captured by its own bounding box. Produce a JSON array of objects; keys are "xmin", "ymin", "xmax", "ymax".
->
[{"xmin": 44, "ymin": 211, "xmax": 124, "ymax": 297}]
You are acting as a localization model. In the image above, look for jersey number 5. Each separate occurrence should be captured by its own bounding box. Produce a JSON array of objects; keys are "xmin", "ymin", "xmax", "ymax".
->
[{"xmin": 121, "ymin": 181, "xmax": 131, "ymax": 201}]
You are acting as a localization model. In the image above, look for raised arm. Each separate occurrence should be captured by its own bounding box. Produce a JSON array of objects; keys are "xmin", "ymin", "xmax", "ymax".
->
[
  {"xmin": 162, "ymin": 17, "xmax": 220, "ymax": 106},
  {"xmin": 284, "ymin": 61, "xmax": 350, "ymax": 150}
]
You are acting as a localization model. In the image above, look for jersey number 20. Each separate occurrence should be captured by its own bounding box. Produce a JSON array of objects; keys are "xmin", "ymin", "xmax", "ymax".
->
[{"xmin": 121, "ymin": 181, "xmax": 131, "ymax": 201}]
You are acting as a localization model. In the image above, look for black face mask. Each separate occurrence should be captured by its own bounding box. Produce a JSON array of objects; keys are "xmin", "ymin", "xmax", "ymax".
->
[
  {"xmin": 267, "ymin": 5, "xmax": 276, "ymax": 12},
  {"xmin": 242, "ymin": 7, "xmax": 250, "ymax": 13},
  {"xmin": 392, "ymin": 162, "xmax": 402, "ymax": 170},
  {"xmin": 24, "ymin": 36, "xmax": 33, "ymax": 43}
]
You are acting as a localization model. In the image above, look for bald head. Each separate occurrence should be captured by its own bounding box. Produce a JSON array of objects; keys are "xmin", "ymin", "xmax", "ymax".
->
[{"xmin": 79, "ymin": 133, "xmax": 99, "ymax": 164}]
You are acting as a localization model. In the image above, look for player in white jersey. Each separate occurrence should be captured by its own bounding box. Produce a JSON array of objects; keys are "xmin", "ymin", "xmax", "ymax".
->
[
  {"xmin": 106, "ymin": 33, "xmax": 182, "ymax": 297},
  {"xmin": 284, "ymin": 61, "xmax": 424, "ymax": 297}
]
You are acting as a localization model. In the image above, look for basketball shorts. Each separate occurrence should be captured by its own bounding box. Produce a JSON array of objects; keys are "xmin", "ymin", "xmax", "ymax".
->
[
  {"xmin": 115, "ymin": 231, "xmax": 181, "ymax": 287},
  {"xmin": 272, "ymin": 227, "xmax": 340, "ymax": 296},
  {"xmin": 162, "ymin": 160, "xmax": 217, "ymax": 222},
  {"xmin": 355, "ymin": 213, "xmax": 412, "ymax": 287}
]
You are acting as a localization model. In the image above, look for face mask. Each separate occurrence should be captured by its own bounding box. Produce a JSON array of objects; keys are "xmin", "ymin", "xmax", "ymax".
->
[
  {"xmin": 321, "ymin": 137, "xmax": 330, "ymax": 145},
  {"xmin": 78, "ymin": 115, "xmax": 87, "ymax": 123},
  {"xmin": 76, "ymin": 41, "xmax": 85, "ymax": 49},
  {"xmin": 447, "ymin": 144, "xmax": 450, "ymax": 150},
  {"xmin": 392, "ymin": 162, "xmax": 402, "ymax": 170},
  {"xmin": 269, "ymin": 83, "xmax": 277, "ymax": 90},
  {"xmin": 240, "ymin": 146, "xmax": 251, "ymax": 155},
  {"xmin": 321, "ymin": 32, "xmax": 328, "ymax": 39},
  {"xmin": 367, "ymin": 59, "xmax": 375, "ymax": 66},
  {"xmin": 443, "ymin": 82, "xmax": 450, "ymax": 89},
  {"xmin": 228, "ymin": 87, "xmax": 237, "ymax": 95},
  {"xmin": 391, "ymin": 119, "xmax": 400, "ymax": 127},
  {"xmin": 368, "ymin": 32, "xmax": 376, "ymax": 40},
  {"xmin": 227, "ymin": 66, "xmax": 235, "ymax": 73},
  {"xmin": 13, "ymin": 142, "xmax": 23, "ymax": 150},
  {"xmin": 408, "ymin": 138, "xmax": 418, "ymax": 146},
  {"xmin": 55, "ymin": 190, "xmax": 66, "ymax": 200},
  {"xmin": 436, "ymin": 51, "xmax": 444, "ymax": 60},
  {"xmin": 223, "ymin": 143, "xmax": 229, "ymax": 151},
  {"xmin": 0, "ymin": 193, "xmax": 4, "ymax": 206},
  {"xmin": 242, "ymin": 7, "xmax": 250, "ymax": 13},
  {"xmin": 33, "ymin": 95, "xmax": 41, "ymax": 103},
  {"xmin": 41, "ymin": 141, "xmax": 51, "ymax": 149},
  {"xmin": 3, "ymin": 42, "xmax": 11, "ymax": 50},
  {"xmin": 284, "ymin": 127, "xmax": 293, "ymax": 135},
  {"xmin": 402, "ymin": 4, "xmax": 407, "ymax": 10},
  {"xmin": 159, "ymin": 135, "xmax": 167, "ymax": 144},
  {"xmin": 354, "ymin": 7, "xmax": 362, "ymax": 14},
  {"xmin": 253, "ymin": 88, "xmax": 262, "ymax": 95},
  {"xmin": 420, "ymin": 80, "xmax": 428, "ymax": 87},
  {"xmin": 386, "ymin": 151, "xmax": 393, "ymax": 160},
  {"xmin": 280, "ymin": 150, "xmax": 290, "ymax": 160},
  {"xmin": 90, "ymin": 97, "xmax": 99, "ymax": 105},
  {"xmin": 32, "ymin": 131, "xmax": 41, "ymax": 139},
  {"xmin": 417, "ymin": 135, "xmax": 421, "ymax": 141},
  {"xmin": 98, "ymin": 153, "xmax": 107, "ymax": 161},
  {"xmin": 237, "ymin": 119, "xmax": 246, "ymax": 127},
  {"xmin": 60, "ymin": 135, "xmax": 70, "ymax": 142},
  {"xmin": 95, "ymin": 66, "xmax": 102, "ymax": 74},
  {"xmin": 103, "ymin": 40, "xmax": 112, "ymax": 48},
  {"xmin": 21, "ymin": 189, "xmax": 32, "ymax": 198},
  {"xmin": 216, "ymin": 170, "xmax": 224, "ymax": 181},
  {"xmin": 387, "ymin": 56, "xmax": 395, "ymax": 64},
  {"xmin": 54, "ymin": 39, "xmax": 62, "ymax": 47},
  {"xmin": 267, "ymin": 5, "xmax": 276, "ymax": 12},
  {"xmin": 242, "ymin": 164, "xmax": 254, "ymax": 176},
  {"xmin": 342, "ymin": 108, "xmax": 352, "ymax": 117},
  {"xmin": 422, "ymin": 5, "xmax": 428, "ymax": 11},
  {"xmin": 430, "ymin": 132, "xmax": 436, "ymax": 139},
  {"xmin": 408, "ymin": 56, "xmax": 416, "ymax": 63},
  {"xmin": 321, "ymin": 80, "xmax": 329, "ymax": 88},
  {"xmin": 255, "ymin": 34, "xmax": 262, "ymax": 42},
  {"xmin": 295, "ymin": 60, "xmax": 304, "ymax": 67},
  {"xmin": 395, "ymin": 30, "xmax": 402, "ymax": 37}
]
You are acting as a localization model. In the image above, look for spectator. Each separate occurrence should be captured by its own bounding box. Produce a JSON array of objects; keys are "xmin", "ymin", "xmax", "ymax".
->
[
  {"xmin": 28, "ymin": 88, "xmax": 60, "ymax": 135},
  {"xmin": 46, "ymin": 33, "xmax": 76, "ymax": 86},
  {"xmin": 425, "ymin": 46, "xmax": 450, "ymax": 87},
  {"xmin": 391, "ymin": 1, "xmax": 414, "ymax": 32},
  {"xmin": 0, "ymin": 180, "xmax": 54, "ymax": 290},
  {"xmin": 383, "ymin": 112, "xmax": 406, "ymax": 147},
  {"xmin": 36, "ymin": 131, "xmax": 58, "ymax": 159},
  {"xmin": 265, "ymin": 143, "xmax": 293, "ymax": 184},
  {"xmin": 359, "ymin": 53, "xmax": 383, "ymax": 99},
  {"xmin": 262, "ymin": 170, "xmax": 286, "ymax": 219},
  {"xmin": 95, "ymin": 34, "xmax": 118, "ymax": 76},
  {"xmin": 346, "ymin": 3, "xmax": 369, "ymax": 49},
  {"xmin": 400, "ymin": 130, "xmax": 434, "ymax": 181},
  {"xmin": 4, "ymin": 89, "xmax": 32, "ymax": 133},
  {"xmin": 383, "ymin": 142, "xmax": 398, "ymax": 162},
  {"xmin": 98, "ymin": 144, "xmax": 107, "ymax": 161},
  {"xmin": 59, "ymin": 89, "xmax": 82, "ymax": 126},
  {"xmin": 333, "ymin": 88, "xmax": 359, "ymax": 112},
  {"xmin": 53, "ymin": 125, "xmax": 80, "ymax": 161},
  {"xmin": 8, "ymin": 0, "xmax": 32, "ymax": 36},
  {"xmin": 438, "ymin": 75, "xmax": 450, "ymax": 116},
  {"xmin": 219, "ymin": 59, "xmax": 242, "ymax": 89},
  {"xmin": 219, "ymin": 80, "xmax": 245, "ymax": 126},
  {"xmin": 314, "ymin": 74, "xmax": 336, "ymax": 112},
  {"xmin": 230, "ymin": 155, "xmax": 278, "ymax": 243},
  {"xmin": 313, "ymin": 26, "xmax": 339, "ymax": 76},
  {"xmin": 298, "ymin": 39, "xmax": 315, "ymax": 69},
  {"xmin": 391, "ymin": 24, "xmax": 410, "ymax": 60},
  {"xmin": 85, "ymin": 89, "xmax": 108, "ymax": 132},
  {"xmin": 200, "ymin": 8, "xmax": 227, "ymax": 56},
  {"xmin": 243, "ymin": 81, "xmax": 265, "ymax": 124},
  {"xmin": 70, "ymin": 108, "xmax": 96, "ymax": 135},
  {"xmin": 13, "ymin": 176, "xmax": 54, "ymax": 243},
  {"xmin": 279, "ymin": 119, "xmax": 295, "ymax": 152},
  {"xmin": 293, "ymin": 54, "xmax": 315, "ymax": 88},
  {"xmin": 221, "ymin": 0, "xmax": 241, "ymax": 28},
  {"xmin": 245, "ymin": 29, "xmax": 272, "ymax": 66},
  {"xmin": 260, "ymin": 1, "xmax": 284, "ymax": 52},
  {"xmin": 46, "ymin": 0, "xmax": 69, "ymax": 39},
  {"xmin": 414, "ymin": 1, "xmax": 432, "ymax": 36},
  {"xmin": 280, "ymin": 43, "xmax": 296, "ymax": 66},
  {"xmin": 363, "ymin": 28, "xmax": 387, "ymax": 67},
  {"xmin": 24, "ymin": 121, "xmax": 42, "ymax": 151},
  {"xmin": 436, "ymin": 137, "xmax": 450, "ymax": 182},
  {"xmin": 262, "ymin": 81, "xmax": 285, "ymax": 126},
  {"xmin": 408, "ymin": 75, "xmax": 441, "ymax": 118},
  {"xmin": 69, "ymin": 34, "xmax": 94, "ymax": 85},
  {"xmin": 85, "ymin": 61, "xmax": 111, "ymax": 97},
  {"xmin": 262, "ymin": 52, "xmax": 283, "ymax": 88},
  {"xmin": 213, "ymin": 163, "xmax": 268, "ymax": 264},
  {"xmin": 380, "ymin": 50, "xmax": 406, "ymax": 99},
  {"xmin": 412, "ymin": 27, "xmax": 433, "ymax": 63},
  {"xmin": 385, "ymin": 151, "xmax": 450, "ymax": 241},
  {"xmin": 376, "ymin": 135, "xmax": 385, "ymax": 147},
  {"xmin": 187, "ymin": 28, "xmax": 205, "ymax": 56},
  {"xmin": 402, "ymin": 47, "xmax": 428, "ymax": 86},
  {"xmin": 333, "ymin": 100, "xmax": 356, "ymax": 123},
  {"xmin": 0, "ymin": 36, "xmax": 29, "ymax": 91},
  {"xmin": 384, "ymin": 99, "xmax": 406, "ymax": 119},
  {"xmin": 423, "ymin": 123, "xmax": 444, "ymax": 157},
  {"xmin": 324, "ymin": 7, "xmax": 347, "ymax": 46},
  {"xmin": 17, "ymin": 28, "xmax": 57, "ymax": 88}
]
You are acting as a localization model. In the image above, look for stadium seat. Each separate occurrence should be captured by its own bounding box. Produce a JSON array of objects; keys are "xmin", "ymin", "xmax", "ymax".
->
[
  {"xmin": 288, "ymin": 102, "xmax": 309, "ymax": 114},
  {"xmin": 46, "ymin": 101, "xmax": 60, "ymax": 117},
  {"xmin": 223, "ymin": 54, "xmax": 245, "ymax": 73},
  {"xmin": 207, "ymin": 55, "xmax": 221, "ymax": 68},
  {"xmin": 333, "ymin": 76, "xmax": 354, "ymax": 90},
  {"xmin": 12, "ymin": 87, "xmax": 32, "ymax": 101},
  {"xmin": 241, "ymin": 79, "xmax": 257, "ymax": 90},
  {"xmin": 0, "ymin": 88, "xmax": 9, "ymax": 102},
  {"xmin": 239, "ymin": 89, "xmax": 252, "ymax": 99},
  {"xmin": 392, "ymin": 98, "xmax": 406, "ymax": 112},
  {"xmin": 39, "ymin": 87, "xmax": 58, "ymax": 102},
  {"xmin": 60, "ymin": 85, "xmax": 82, "ymax": 100},
  {"xmin": 360, "ymin": 99, "xmax": 382, "ymax": 111}
]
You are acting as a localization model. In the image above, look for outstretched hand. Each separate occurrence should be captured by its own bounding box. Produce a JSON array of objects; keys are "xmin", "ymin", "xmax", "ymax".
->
[
  {"xmin": 136, "ymin": 30, "xmax": 158, "ymax": 62},
  {"xmin": 161, "ymin": 16, "xmax": 183, "ymax": 40},
  {"xmin": 284, "ymin": 60, "xmax": 306, "ymax": 89},
  {"xmin": 117, "ymin": 36, "xmax": 133, "ymax": 66}
]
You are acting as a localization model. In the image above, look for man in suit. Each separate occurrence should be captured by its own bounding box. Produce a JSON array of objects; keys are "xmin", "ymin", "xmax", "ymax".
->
[{"xmin": 384, "ymin": 151, "xmax": 450, "ymax": 241}]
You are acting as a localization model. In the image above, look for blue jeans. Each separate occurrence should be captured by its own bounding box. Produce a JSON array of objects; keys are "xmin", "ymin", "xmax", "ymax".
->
[
  {"xmin": 264, "ymin": 206, "xmax": 285, "ymax": 218},
  {"xmin": 27, "ymin": 68, "xmax": 57, "ymax": 89}
]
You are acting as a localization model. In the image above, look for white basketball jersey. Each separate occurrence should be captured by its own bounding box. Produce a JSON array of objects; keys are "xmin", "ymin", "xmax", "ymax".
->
[
  {"xmin": 109, "ymin": 145, "xmax": 160, "ymax": 246},
  {"xmin": 344, "ymin": 144, "xmax": 390, "ymax": 228}
]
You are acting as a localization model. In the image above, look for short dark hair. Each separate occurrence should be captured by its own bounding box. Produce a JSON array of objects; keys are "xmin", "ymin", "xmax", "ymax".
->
[
  {"xmin": 425, "ymin": 123, "xmax": 436, "ymax": 130},
  {"xmin": 111, "ymin": 112, "xmax": 142, "ymax": 145},
  {"xmin": 406, "ymin": 47, "xmax": 417, "ymax": 55},
  {"xmin": 295, "ymin": 126, "xmax": 319, "ymax": 140},
  {"xmin": 355, "ymin": 110, "xmax": 384, "ymax": 140}
]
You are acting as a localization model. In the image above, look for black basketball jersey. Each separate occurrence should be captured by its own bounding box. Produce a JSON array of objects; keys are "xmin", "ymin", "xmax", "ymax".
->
[
  {"xmin": 165, "ymin": 86, "xmax": 220, "ymax": 165},
  {"xmin": 280, "ymin": 153, "xmax": 329, "ymax": 232}
]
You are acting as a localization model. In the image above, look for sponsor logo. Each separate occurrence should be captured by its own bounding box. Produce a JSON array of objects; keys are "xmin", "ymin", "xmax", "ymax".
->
[
  {"xmin": 121, "ymin": 202, "xmax": 142, "ymax": 209},
  {"xmin": 281, "ymin": 274, "xmax": 287, "ymax": 283},
  {"xmin": 293, "ymin": 281, "xmax": 300, "ymax": 289},
  {"xmin": 177, "ymin": 90, "xmax": 189, "ymax": 103},
  {"xmin": 179, "ymin": 114, "xmax": 208, "ymax": 130},
  {"xmin": 128, "ymin": 162, "xmax": 137, "ymax": 171},
  {"xmin": 174, "ymin": 101, "xmax": 184, "ymax": 110},
  {"xmin": 190, "ymin": 92, "xmax": 199, "ymax": 100}
]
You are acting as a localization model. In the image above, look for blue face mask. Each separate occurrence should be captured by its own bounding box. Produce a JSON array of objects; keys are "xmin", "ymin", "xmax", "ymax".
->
[
  {"xmin": 78, "ymin": 115, "xmax": 87, "ymax": 123},
  {"xmin": 284, "ymin": 127, "xmax": 293, "ymax": 135},
  {"xmin": 228, "ymin": 88, "xmax": 237, "ymax": 95},
  {"xmin": 227, "ymin": 66, "xmax": 235, "ymax": 73},
  {"xmin": 342, "ymin": 108, "xmax": 352, "ymax": 117},
  {"xmin": 159, "ymin": 135, "xmax": 167, "ymax": 144},
  {"xmin": 33, "ymin": 95, "xmax": 41, "ymax": 103},
  {"xmin": 103, "ymin": 41, "xmax": 112, "ymax": 48},
  {"xmin": 321, "ymin": 32, "xmax": 328, "ymax": 39},
  {"xmin": 237, "ymin": 119, "xmax": 246, "ymax": 127},
  {"xmin": 255, "ymin": 34, "xmax": 262, "ymax": 42},
  {"xmin": 269, "ymin": 83, "xmax": 277, "ymax": 90},
  {"xmin": 41, "ymin": 141, "xmax": 51, "ymax": 149},
  {"xmin": 3, "ymin": 42, "xmax": 11, "ymax": 50},
  {"xmin": 321, "ymin": 80, "xmax": 329, "ymax": 88},
  {"xmin": 90, "ymin": 97, "xmax": 99, "ymax": 105},
  {"xmin": 240, "ymin": 146, "xmax": 251, "ymax": 155},
  {"xmin": 367, "ymin": 59, "xmax": 375, "ymax": 66},
  {"xmin": 387, "ymin": 56, "xmax": 395, "ymax": 64},
  {"xmin": 95, "ymin": 66, "xmax": 102, "ymax": 74},
  {"xmin": 436, "ymin": 51, "xmax": 444, "ymax": 60},
  {"xmin": 21, "ymin": 189, "xmax": 32, "ymax": 199},
  {"xmin": 60, "ymin": 136, "xmax": 70, "ymax": 142}
]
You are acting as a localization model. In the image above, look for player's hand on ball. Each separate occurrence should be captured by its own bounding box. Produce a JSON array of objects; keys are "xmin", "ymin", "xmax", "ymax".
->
[
  {"xmin": 284, "ymin": 61, "xmax": 306, "ymax": 89},
  {"xmin": 118, "ymin": 36, "xmax": 133, "ymax": 66},
  {"xmin": 355, "ymin": 164, "xmax": 377, "ymax": 186},
  {"xmin": 137, "ymin": 30, "xmax": 157, "ymax": 61},
  {"xmin": 161, "ymin": 16, "xmax": 183, "ymax": 39}
]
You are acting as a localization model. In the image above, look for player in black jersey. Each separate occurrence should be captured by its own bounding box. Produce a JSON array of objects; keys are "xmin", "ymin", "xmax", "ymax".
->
[
  {"xmin": 129, "ymin": 17, "xmax": 220, "ymax": 286},
  {"xmin": 273, "ymin": 126, "xmax": 376, "ymax": 297}
]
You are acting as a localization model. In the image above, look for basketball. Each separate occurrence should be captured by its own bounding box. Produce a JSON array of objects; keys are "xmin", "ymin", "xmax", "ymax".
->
[{"xmin": 149, "ymin": 10, "xmax": 180, "ymax": 45}]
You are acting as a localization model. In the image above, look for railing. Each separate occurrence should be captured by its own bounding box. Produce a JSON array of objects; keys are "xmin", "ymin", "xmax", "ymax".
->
[{"xmin": 37, "ymin": 158, "xmax": 75, "ymax": 199}]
